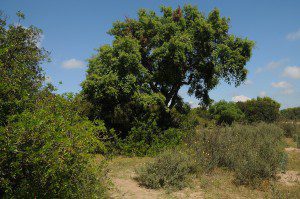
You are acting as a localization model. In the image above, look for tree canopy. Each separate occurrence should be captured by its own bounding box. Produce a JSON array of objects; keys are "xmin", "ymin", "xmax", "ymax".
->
[
  {"xmin": 237, "ymin": 97, "xmax": 281, "ymax": 123},
  {"xmin": 82, "ymin": 5, "xmax": 254, "ymax": 133},
  {"xmin": 209, "ymin": 100, "xmax": 244, "ymax": 125},
  {"xmin": 0, "ymin": 12, "xmax": 49, "ymax": 126},
  {"xmin": 280, "ymin": 107, "xmax": 300, "ymax": 120}
]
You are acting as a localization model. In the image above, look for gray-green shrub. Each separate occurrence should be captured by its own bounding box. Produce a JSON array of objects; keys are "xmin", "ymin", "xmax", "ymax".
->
[
  {"xmin": 190, "ymin": 123, "xmax": 287, "ymax": 187},
  {"xmin": 136, "ymin": 149, "xmax": 197, "ymax": 189},
  {"xmin": 278, "ymin": 122, "xmax": 297, "ymax": 137}
]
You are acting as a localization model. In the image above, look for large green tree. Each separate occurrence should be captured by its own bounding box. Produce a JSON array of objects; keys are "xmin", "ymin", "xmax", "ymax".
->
[
  {"xmin": 0, "ymin": 11, "xmax": 49, "ymax": 126},
  {"xmin": 82, "ymin": 5, "xmax": 254, "ymax": 133}
]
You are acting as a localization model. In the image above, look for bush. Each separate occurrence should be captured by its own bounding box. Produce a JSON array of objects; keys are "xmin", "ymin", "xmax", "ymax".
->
[
  {"xmin": 237, "ymin": 97, "xmax": 280, "ymax": 123},
  {"xmin": 136, "ymin": 149, "xmax": 196, "ymax": 189},
  {"xmin": 121, "ymin": 121, "xmax": 186, "ymax": 156},
  {"xmin": 0, "ymin": 94, "xmax": 107, "ymax": 198},
  {"xmin": 209, "ymin": 100, "xmax": 244, "ymax": 125},
  {"xmin": 190, "ymin": 123, "xmax": 287, "ymax": 187}
]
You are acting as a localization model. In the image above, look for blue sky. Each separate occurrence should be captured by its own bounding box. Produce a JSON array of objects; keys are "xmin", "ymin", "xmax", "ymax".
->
[{"xmin": 2, "ymin": 0, "xmax": 300, "ymax": 109}]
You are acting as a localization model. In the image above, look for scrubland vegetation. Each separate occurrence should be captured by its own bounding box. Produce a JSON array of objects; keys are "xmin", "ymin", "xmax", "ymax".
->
[{"xmin": 1, "ymin": 6, "xmax": 299, "ymax": 198}]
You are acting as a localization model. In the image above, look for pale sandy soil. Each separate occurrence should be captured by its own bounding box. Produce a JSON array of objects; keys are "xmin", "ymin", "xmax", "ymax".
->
[
  {"xmin": 278, "ymin": 171, "xmax": 300, "ymax": 186},
  {"xmin": 285, "ymin": 147, "xmax": 300, "ymax": 153}
]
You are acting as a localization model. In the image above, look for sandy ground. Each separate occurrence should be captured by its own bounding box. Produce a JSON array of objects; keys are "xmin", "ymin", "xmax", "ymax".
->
[
  {"xmin": 278, "ymin": 171, "xmax": 300, "ymax": 186},
  {"xmin": 109, "ymin": 172, "xmax": 165, "ymax": 199},
  {"xmin": 285, "ymin": 147, "xmax": 300, "ymax": 153}
]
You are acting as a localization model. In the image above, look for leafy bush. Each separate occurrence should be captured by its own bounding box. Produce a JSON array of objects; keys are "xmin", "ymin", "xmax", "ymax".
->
[
  {"xmin": 190, "ymin": 123, "xmax": 287, "ymax": 187},
  {"xmin": 237, "ymin": 97, "xmax": 280, "ymax": 123},
  {"xmin": 0, "ymin": 12, "xmax": 49, "ymax": 126},
  {"xmin": 209, "ymin": 100, "xmax": 244, "ymax": 125},
  {"xmin": 121, "ymin": 120, "xmax": 186, "ymax": 156},
  {"xmin": 136, "ymin": 149, "xmax": 197, "ymax": 189},
  {"xmin": 120, "ymin": 115, "xmax": 162, "ymax": 156},
  {"xmin": 0, "ymin": 94, "xmax": 107, "ymax": 198}
]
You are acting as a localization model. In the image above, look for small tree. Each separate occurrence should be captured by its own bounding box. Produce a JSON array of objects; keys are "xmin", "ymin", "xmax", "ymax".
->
[
  {"xmin": 237, "ymin": 97, "xmax": 280, "ymax": 123},
  {"xmin": 209, "ymin": 100, "xmax": 244, "ymax": 125}
]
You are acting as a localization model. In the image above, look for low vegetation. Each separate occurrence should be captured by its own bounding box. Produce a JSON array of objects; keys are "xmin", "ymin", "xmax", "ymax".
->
[
  {"xmin": 137, "ymin": 123, "xmax": 288, "ymax": 189},
  {"xmin": 136, "ymin": 149, "xmax": 197, "ymax": 189}
]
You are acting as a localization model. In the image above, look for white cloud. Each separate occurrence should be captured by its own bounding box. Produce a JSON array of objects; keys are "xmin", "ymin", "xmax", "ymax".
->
[
  {"xmin": 266, "ymin": 59, "xmax": 288, "ymax": 69},
  {"xmin": 45, "ymin": 76, "xmax": 52, "ymax": 83},
  {"xmin": 244, "ymin": 80, "xmax": 253, "ymax": 85},
  {"xmin": 286, "ymin": 29, "xmax": 300, "ymax": 41},
  {"xmin": 232, "ymin": 95, "xmax": 251, "ymax": 102},
  {"xmin": 271, "ymin": 81, "xmax": 294, "ymax": 95},
  {"xmin": 188, "ymin": 101, "xmax": 199, "ymax": 108},
  {"xmin": 256, "ymin": 59, "xmax": 288, "ymax": 73},
  {"xmin": 283, "ymin": 66, "xmax": 300, "ymax": 79},
  {"xmin": 62, "ymin": 59, "xmax": 85, "ymax": 69},
  {"xmin": 271, "ymin": 81, "xmax": 291, "ymax": 88},
  {"xmin": 259, "ymin": 91, "xmax": 266, "ymax": 97}
]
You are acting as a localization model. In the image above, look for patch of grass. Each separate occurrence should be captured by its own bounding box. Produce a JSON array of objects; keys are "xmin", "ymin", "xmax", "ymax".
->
[
  {"xmin": 285, "ymin": 138, "xmax": 297, "ymax": 148},
  {"xmin": 270, "ymin": 183, "xmax": 300, "ymax": 199},
  {"xmin": 198, "ymin": 168, "xmax": 266, "ymax": 199},
  {"xmin": 107, "ymin": 156, "xmax": 153, "ymax": 179},
  {"xmin": 287, "ymin": 151, "xmax": 300, "ymax": 172}
]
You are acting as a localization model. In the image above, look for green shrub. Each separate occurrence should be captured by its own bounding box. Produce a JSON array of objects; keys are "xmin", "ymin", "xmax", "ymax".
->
[
  {"xmin": 237, "ymin": 97, "xmax": 280, "ymax": 123},
  {"xmin": 121, "ymin": 122, "xmax": 186, "ymax": 156},
  {"xmin": 0, "ymin": 94, "xmax": 107, "ymax": 198},
  {"xmin": 209, "ymin": 100, "xmax": 244, "ymax": 125},
  {"xmin": 136, "ymin": 149, "xmax": 196, "ymax": 189},
  {"xmin": 280, "ymin": 107, "xmax": 300, "ymax": 120},
  {"xmin": 190, "ymin": 123, "xmax": 287, "ymax": 187}
]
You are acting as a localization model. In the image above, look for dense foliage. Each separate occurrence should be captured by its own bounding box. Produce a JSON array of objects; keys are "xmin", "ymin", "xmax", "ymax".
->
[
  {"xmin": 0, "ymin": 93, "xmax": 107, "ymax": 198},
  {"xmin": 280, "ymin": 107, "xmax": 300, "ymax": 120},
  {"xmin": 237, "ymin": 97, "xmax": 280, "ymax": 123},
  {"xmin": 82, "ymin": 5, "xmax": 254, "ymax": 136},
  {"xmin": 0, "ymin": 12, "xmax": 107, "ymax": 198},
  {"xmin": 0, "ymin": 12, "xmax": 49, "ymax": 126},
  {"xmin": 209, "ymin": 100, "xmax": 244, "ymax": 125}
]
